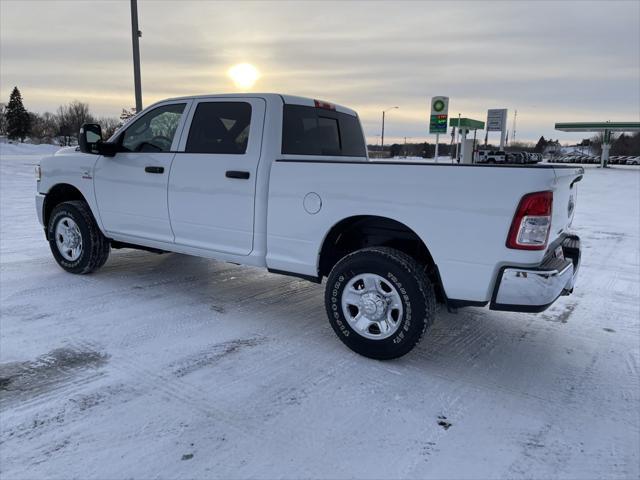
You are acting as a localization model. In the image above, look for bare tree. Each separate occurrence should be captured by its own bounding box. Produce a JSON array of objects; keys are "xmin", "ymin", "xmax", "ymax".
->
[
  {"xmin": 29, "ymin": 112, "xmax": 58, "ymax": 144},
  {"xmin": 611, "ymin": 132, "xmax": 640, "ymax": 156},
  {"xmin": 588, "ymin": 132, "xmax": 618, "ymax": 156},
  {"xmin": 56, "ymin": 101, "xmax": 95, "ymax": 145},
  {"xmin": 98, "ymin": 116, "xmax": 122, "ymax": 139},
  {"xmin": 120, "ymin": 107, "xmax": 137, "ymax": 124},
  {"xmin": 0, "ymin": 103, "xmax": 7, "ymax": 136},
  {"xmin": 505, "ymin": 141, "xmax": 535, "ymax": 152}
]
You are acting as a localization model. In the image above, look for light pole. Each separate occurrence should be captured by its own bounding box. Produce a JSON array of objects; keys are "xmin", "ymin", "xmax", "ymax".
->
[
  {"xmin": 454, "ymin": 113, "xmax": 461, "ymax": 163},
  {"xmin": 403, "ymin": 136, "xmax": 411, "ymax": 158},
  {"xmin": 130, "ymin": 0, "xmax": 143, "ymax": 112},
  {"xmin": 381, "ymin": 106, "xmax": 398, "ymax": 153}
]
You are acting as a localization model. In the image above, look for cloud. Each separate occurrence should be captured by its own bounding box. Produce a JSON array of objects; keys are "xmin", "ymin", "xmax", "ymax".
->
[{"xmin": 1, "ymin": 0, "xmax": 638, "ymax": 143}]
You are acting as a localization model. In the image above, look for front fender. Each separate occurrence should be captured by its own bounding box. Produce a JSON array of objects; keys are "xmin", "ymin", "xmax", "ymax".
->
[{"xmin": 38, "ymin": 152, "xmax": 104, "ymax": 232}]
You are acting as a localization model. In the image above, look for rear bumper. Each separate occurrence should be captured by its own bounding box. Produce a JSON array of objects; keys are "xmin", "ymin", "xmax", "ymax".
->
[{"xmin": 490, "ymin": 235, "xmax": 581, "ymax": 313}]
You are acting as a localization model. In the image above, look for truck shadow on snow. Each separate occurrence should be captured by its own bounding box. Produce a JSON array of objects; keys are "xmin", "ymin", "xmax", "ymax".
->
[{"xmin": 93, "ymin": 250, "xmax": 579, "ymax": 370}]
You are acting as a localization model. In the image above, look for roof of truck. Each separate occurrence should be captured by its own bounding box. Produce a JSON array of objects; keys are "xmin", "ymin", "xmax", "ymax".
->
[{"xmin": 162, "ymin": 93, "xmax": 358, "ymax": 116}]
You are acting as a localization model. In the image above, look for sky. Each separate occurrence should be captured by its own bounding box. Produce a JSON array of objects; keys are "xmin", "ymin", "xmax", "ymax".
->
[{"xmin": 1, "ymin": 0, "xmax": 639, "ymax": 145}]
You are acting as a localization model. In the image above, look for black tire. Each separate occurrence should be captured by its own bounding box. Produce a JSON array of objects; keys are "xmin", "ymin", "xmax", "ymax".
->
[
  {"xmin": 325, "ymin": 247, "xmax": 436, "ymax": 360},
  {"xmin": 47, "ymin": 200, "xmax": 110, "ymax": 274}
]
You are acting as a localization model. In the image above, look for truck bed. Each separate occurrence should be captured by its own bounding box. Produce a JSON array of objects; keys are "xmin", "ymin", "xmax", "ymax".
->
[{"xmin": 266, "ymin": 158, "xmax": 584, "ymax": 303}]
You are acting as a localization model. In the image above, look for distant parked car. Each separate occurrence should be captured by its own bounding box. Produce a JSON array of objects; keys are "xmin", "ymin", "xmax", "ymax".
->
[
  {"xmin": 626, "ymin": 157, "xmax": 639, "ymax": 165},
  {"xmin": 476, "ymin": 150, "xmax": 506, "ymax": 163},
  {"xmin": 507, "ymin": 152, "xmax": 525, "ymax": 164},
  {"xmin": 525, "ymin": 153, "xmax": 540, "ymax": 164}
]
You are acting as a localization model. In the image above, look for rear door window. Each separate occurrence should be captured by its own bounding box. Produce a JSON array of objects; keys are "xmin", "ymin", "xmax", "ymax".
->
[
  {"xmin": 186, "ymin": 102, "xmax": 252, "ymax": 154},
  {"xmin": 282, "ymin": 104, "xmax": 365, "ymax": 157}
]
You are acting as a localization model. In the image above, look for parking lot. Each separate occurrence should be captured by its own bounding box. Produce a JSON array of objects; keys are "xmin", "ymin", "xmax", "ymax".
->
[{"xmin": 1, "ymin": 152, "xmax": 639, "ymax": 479}]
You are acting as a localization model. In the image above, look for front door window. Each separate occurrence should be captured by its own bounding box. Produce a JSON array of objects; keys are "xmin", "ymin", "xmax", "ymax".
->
[{"xmin": 121, "ymin": 103, "xmax": 186, "ymax": 153}]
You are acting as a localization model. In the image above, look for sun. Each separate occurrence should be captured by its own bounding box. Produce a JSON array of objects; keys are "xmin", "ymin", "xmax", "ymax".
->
[{"xmin": 228, "ymin": 63, "xmax": 260, "ymax": 90}]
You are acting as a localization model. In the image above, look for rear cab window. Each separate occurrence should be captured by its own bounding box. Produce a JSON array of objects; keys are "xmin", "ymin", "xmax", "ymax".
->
[
  {"xmin": 185, "ymin": 102, "xmax": 251, "ymax": 154},
  {"xmin": 282, "ymin": 104, "xmax": 366, "ymax": 157}
]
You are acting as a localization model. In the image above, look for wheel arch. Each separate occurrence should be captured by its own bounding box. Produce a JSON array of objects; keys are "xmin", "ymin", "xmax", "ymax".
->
[
  {"xmin": 317, "ymin": 215, "xmax": 446, "ymax": 303},
  {"xmin": 43, "ymin": 183, "xmax": 91, "ymax": 234}
]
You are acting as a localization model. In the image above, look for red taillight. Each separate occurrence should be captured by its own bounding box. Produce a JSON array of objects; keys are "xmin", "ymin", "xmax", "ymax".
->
[
  {"xmin": 314, "ymin": 99, "xmax": 336, "ymax": 110},
  {"xmin": 506, "ymin": 191, "xmax": 553, "ymax": 250}
]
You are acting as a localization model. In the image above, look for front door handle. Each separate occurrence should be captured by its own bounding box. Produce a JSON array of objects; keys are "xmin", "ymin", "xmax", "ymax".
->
[
  {"xmin": 226, "ymin": 170, "xmax": 250, "ymax": 180},
  {"xmin": 145, "ymin": 166, "xmax": 164, "ymax": 174}
]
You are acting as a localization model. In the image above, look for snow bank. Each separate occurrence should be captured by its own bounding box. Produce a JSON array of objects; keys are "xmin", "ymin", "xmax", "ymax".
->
[{"xmin": 0, "ymin": 143, "xmax": 62, "ymax": 156}]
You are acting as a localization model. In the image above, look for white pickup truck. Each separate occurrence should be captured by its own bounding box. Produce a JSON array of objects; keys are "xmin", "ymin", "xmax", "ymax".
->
[{"xmin": 35, "ymin": 93, "xmax": 583, "ymax": 359}]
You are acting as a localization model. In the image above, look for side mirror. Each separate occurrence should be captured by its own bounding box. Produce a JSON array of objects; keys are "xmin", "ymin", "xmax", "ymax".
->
[
  {"xmin": 78, "ymin": 123, "xmax": 103, "ymax": 154},
  {"xmin": 79, "ymin": 123, "xmax": 118, "ymax": 157}
]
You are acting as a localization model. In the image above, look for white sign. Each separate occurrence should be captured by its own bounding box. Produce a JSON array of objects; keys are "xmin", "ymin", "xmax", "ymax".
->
[{"xmin": 487, "ymin": 109, "xmax": 508, "ymax": 132}]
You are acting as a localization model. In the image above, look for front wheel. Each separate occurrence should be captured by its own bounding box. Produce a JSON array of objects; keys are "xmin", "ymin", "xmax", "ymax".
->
[
  {"xmin": 325, "ymin": 247, "xmax": 436, "ymax": 359},
  {"xmin": 48, "ymin": 201, "xmax": 110, "ymax": 274}
]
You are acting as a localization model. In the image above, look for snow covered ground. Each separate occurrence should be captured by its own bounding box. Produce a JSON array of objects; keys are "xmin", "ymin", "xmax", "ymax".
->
[{"xmin": 1, "ymin": 150, "xmax": 639, "ymax": 479}]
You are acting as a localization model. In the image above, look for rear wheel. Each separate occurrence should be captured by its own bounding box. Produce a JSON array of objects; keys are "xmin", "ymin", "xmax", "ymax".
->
[
  {"xmin": 48, "ymin": 201, "xmax": 110, "ymax": 274},
  {"xmin": 325, "ymin": 247, "xmax": 436, "ymax": 359}
]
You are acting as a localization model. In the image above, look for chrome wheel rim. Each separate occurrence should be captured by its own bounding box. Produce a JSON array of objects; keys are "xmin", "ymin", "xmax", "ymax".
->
[
  {"xmin": 55, "ymin": 216, "xmax": 83, "ymax": 261},
  {"xmin": 341, "ymin": 273, "xmax": 404, "ymax": 340}
]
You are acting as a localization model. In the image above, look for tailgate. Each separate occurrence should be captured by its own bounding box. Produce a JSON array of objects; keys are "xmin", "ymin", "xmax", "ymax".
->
[{"xmin": 549, "ymin": 166, "xmax": 583, "ymax": 243}]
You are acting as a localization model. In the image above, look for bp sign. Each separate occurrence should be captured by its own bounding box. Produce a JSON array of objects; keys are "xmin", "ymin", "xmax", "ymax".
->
[
  {"xmin": 433, "ymin": 99, "xmax": 446, "ymax": 113},
  {"xmin": 429, "ymin": 96, "xmax": 449, "ymax": 134}
]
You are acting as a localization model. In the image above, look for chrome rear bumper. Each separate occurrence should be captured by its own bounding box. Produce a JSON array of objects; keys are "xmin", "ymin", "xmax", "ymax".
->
[{"xmin": 490, "ymin": 235, "xmax": 581, "ymax": 313}]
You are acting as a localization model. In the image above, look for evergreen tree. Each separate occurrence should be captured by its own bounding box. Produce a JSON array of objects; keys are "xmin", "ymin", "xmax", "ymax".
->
[
  {"xmin": 389, "ymin": 143, "xmax": 402, "ymax": 158},
  {"xmin": 534, "ymin": 136, "xmax": 547, "ymax": 153},
  {"xmin": 6, "ymin": 86, "xmax": 31, "ymax": 142}
]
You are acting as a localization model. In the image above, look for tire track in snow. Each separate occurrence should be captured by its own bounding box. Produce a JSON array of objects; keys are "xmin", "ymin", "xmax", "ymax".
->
[
  {"xmin": 64, "ymin": 337, "xmax": 306, "ymax": 439},
  {"xmin": 0, "ymin": 345, "xmax": 109, "ymax": 411}
]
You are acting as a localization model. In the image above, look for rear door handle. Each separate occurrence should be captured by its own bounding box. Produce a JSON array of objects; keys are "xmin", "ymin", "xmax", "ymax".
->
[
  {"xmin": 226, "ymin": 170, "xmax": 250, "ymax": 180},
  {"xmin": 145, "ymin": 166, "xmax": 164, "ymax": 174}
]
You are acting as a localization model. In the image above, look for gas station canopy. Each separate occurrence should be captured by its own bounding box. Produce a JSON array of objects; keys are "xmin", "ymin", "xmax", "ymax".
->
[
  {"xmin": 449, "ymin": 118, "xmax": 485, "ymax": 130},
  {"xmin": 555, "ymin": 122, "xmax": 640, "ymax": 132},
  {"xmin": 554, "ymin": 121, "xmax": 640, "ymax": 167}
]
